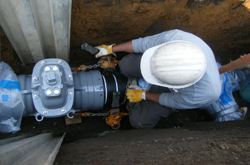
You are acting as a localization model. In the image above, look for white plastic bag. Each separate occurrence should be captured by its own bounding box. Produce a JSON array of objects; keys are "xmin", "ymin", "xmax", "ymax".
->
[
  {"xmin": 205, "ymin": 63, "xmax": 250, "ymax": 122},
  {"xmin": 0, "ymin": 62, "xmax": 24, "ymax": 133}
]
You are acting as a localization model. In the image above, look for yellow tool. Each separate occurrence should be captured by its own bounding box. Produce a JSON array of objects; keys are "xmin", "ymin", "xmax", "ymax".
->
[
  {"xmin": 71, "ymin": 65, "xmax": 87, "ymax": 72},
  {"xmin": 105, "ymin": 110, "xmax": 129, "ymax": 129},
  {"xmin": 74, "ymin": 43, "xmax": 120, "ymax": 72},
  {"xmin": 98, "ymin": 55, "xmax": 119, "ymax": 72},
  {"xmin": 105, "ymin": 91, "xmax": 128, "ymax": 129},
  {"xmin": 70, "ymin": 110, "xmax": 129, "ymax": 129},
  {"xmin": 80, "ymin": 112, "xmax": 92, "ymax": 117},
  {"xmin": 71, "ymin": 55, "xmax": 119, "ymax": 72}
]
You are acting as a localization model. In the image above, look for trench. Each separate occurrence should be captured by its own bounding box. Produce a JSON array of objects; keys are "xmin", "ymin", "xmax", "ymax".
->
[
  {"xmin": 0, "ymin": 47, "xmax": 249, "ymax": 143},
  {"xmin": 1, "ymin": 0, "xmax": 250, "ymax": 164}
]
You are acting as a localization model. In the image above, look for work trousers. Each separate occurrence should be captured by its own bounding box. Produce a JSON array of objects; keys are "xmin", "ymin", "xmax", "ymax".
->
[{"xmin": 119, "ymin": 54, "xmax": 177, "ymax": 128}]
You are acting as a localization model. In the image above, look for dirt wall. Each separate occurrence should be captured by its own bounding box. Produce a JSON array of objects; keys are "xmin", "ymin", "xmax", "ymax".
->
[{"xmin": 70, "ymin": 0, "xmax": 250, "ymax": 63}]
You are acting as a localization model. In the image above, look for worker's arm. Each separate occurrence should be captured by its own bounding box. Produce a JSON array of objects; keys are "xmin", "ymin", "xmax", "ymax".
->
[
  {"xmin": 95, "ymin": 29, "xmax": 187, "ymax": 57},
  {"xmin": 112, "ymin": 41, "xmax": 135, "ymax": 53},
  {"xmin": 95, "ymin": 41, "xmax": 135, "ymax": 58},
  {"xmin": 95, "ymin": 30, "xmax": 177, "ymax": 57},
  {"xmin": 126, "ymin": 87, "xmax": 161, "ymax": 104},
  {"xmin": 127, "ymin": 86, "xmax": 220, "ymax": 109},
  {"xmin": 145, "ymin": 92, "xmax": 161, "ymax": 104}
]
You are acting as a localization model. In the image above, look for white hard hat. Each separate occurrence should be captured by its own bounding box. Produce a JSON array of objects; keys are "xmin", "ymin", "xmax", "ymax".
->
[{"xmin": 140, "ymin": 40, "xmax": 207, "ymax": 89}]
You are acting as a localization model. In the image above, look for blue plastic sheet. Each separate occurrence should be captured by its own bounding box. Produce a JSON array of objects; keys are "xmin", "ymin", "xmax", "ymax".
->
[
  {"xmin": 0, "ymin": 62, "xmax": 24, "ymax": 133},
  {"xmin": 205, "ymin": 63, "xmax": 250, "ymax": 122}
]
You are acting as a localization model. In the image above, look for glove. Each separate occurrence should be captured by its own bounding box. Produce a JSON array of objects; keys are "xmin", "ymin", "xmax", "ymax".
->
[
  {"xmin": 95, "ymin": 44, "xmax": 116, "ymax": 58},
  {"xmin": 126, "ymin": 85, "xmax": 146, "ymax": 103}
]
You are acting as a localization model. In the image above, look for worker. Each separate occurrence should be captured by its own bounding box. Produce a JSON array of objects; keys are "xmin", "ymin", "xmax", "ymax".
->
[
  {"xmin": 95, "ymin": 29, "xmax": 222, "ymax": 128},
  {"xmin": 206, "ymin": 62, "xmax": 250, "ymax": 121}
]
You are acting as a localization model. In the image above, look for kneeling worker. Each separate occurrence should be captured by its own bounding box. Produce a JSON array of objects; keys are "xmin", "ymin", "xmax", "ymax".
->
[{"xmin": 95, "ymin": 29, "xmax": 221, "ymax": 128}]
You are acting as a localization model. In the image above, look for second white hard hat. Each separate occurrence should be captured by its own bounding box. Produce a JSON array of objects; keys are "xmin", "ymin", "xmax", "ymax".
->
[{"xmin": 140, "ymin": 40, "xmax": 207, "ymax": 89}]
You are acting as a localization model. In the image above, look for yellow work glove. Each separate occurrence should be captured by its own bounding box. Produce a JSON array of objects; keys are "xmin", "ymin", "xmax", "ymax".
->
[
  {"xmin": 126, "ymin": 85, "xmax": 146, "ymax": 103},
  {"xmin": 95, "ymin": 44, "xmax": 116, "ymax": 58}
]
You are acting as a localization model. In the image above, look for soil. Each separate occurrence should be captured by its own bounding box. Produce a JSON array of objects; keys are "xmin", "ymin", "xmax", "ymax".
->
[
  {"xmin": 70, "ymin": 0, "xmax": 250, "ymax": 64},
  {"xmin": 1, "ymin": 0, "xmax": 250, "ymax": 164},
  {"xmin": 54, "ymin": 121, "xmax": 250, "ymax": 165}
]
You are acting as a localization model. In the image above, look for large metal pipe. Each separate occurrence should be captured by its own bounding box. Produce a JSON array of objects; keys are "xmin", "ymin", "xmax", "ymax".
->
[
  {"xmin": 73, "ymin": 71, "xmax": 127, "ymax": 111},
  {"xmin": 17, "ymin": 59, "xmax": 127, "ymax": 122}
]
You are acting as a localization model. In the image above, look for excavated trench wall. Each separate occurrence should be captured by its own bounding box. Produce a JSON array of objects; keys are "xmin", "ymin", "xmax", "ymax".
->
[
  {"xmin": 70, "ymin": 0, "xmax": 250, "ymax": 61},
  {"xmin": 1, "ymin": 0, "xmax": 250, "ymax": 71}
]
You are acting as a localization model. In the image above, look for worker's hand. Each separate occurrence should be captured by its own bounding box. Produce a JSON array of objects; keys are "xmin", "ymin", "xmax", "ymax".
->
[
  {"xmin": 95, "ymin": 44, "xmax": 116, "ymax": 58},
  {"xmin": 126, "ymin": 85, "xmax": 146, "ymax": 103},
  {"xmin": 239, "ymin": 53, "xmax": 250, "ymax": 70}
]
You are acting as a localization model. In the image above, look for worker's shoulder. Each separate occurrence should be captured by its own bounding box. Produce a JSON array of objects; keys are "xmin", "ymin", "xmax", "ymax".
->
[
  {"xmin": 199, "ymin": 74, "xmax": 221, "ymax": 102},
  {"xmin": 164, "ymin": 29, "xmax": 193, "ymax": 35},
  {"xmin": 162, "ymin": 29, "xmax": 201, "ymax": 42},
  {"xmin": 165, "ymin": 29, "xmax": 184, "ymax": 32}
]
